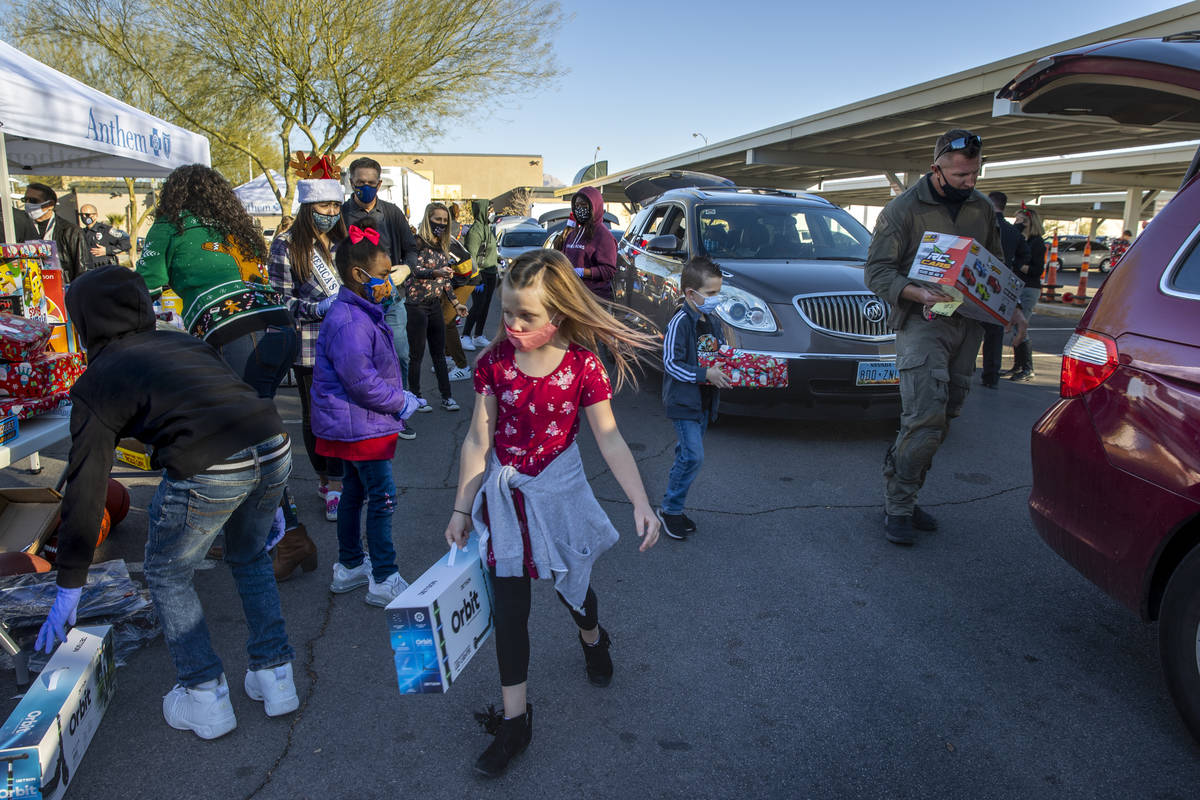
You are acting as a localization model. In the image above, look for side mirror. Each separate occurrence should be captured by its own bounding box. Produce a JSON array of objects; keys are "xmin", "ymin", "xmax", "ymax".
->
[{"xmin": 646, "ymin": 234, "xmax": 681, "ymax": 254}]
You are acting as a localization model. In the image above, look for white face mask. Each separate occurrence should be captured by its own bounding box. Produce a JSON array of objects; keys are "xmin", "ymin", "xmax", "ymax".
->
[{"xmin": 24, "ymin": 202, "xmax": 48, "ymax": 219}]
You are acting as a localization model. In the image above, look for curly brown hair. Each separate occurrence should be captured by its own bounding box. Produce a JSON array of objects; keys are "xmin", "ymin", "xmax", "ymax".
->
[{"xmin": 155, "ymin": 164, "xmax": 266, "ymax": 261}]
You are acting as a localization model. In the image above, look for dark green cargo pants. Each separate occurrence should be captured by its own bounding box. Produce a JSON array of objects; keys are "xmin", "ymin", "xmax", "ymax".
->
[{"xmin": 883, "ymin": 312, "xmax": 984, "ymax": 516}]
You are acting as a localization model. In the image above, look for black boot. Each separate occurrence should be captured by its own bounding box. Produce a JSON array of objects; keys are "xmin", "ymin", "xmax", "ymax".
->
[
  {"xmin": 474, "ymin": 703, "xmax": 533, "ymax": 777},
  {"xmin": 580, "ymin": 627, "xmax": 613, "ymax": 687}
]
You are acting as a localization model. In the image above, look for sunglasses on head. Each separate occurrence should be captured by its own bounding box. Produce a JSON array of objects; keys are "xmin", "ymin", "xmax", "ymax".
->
[{"xmin": 935, "ymin": 133, "xmax": 982, "ymax": 161}]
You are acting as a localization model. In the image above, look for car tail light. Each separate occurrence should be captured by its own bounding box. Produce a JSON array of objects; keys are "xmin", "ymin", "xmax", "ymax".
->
[{"xmin": 1060, "ymin": 330, "xmax": 1118, "ymax": 398}]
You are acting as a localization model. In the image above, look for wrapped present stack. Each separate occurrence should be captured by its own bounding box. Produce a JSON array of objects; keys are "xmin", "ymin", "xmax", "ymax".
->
[
  {"xmin": 0, "ymin": 242, "xmax": 76, "ymax": 353},
  {"xmin": 696, "ymin": 334, "xmax": 789, "ymax": 389},
  {"xmin": 0, "ymin": 313, "xmax": 84, "ymax": 421}
]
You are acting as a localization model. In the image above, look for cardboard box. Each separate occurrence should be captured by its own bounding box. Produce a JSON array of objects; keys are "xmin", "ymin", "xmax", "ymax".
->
[
  {"xmin": 0, "ymin": 626, "xmax": 116, "ymax": 800},
  {"xmin": 114, "ymin": 438, "xmax": 152, "ymax": 471},
  {"xmin": 907, "ymin": 232, "xmax": 1024, "ymax": 324},
  {"xmin": 156, "ymin": 288, "xmax": 184, "ymax": 317},
  {"xmin": 386, "ymin": 535, "xmax": 493, "ymax": 694},
  {"xmin": 0, "ymin": 488, "xmax": 62, "ymax": 555}
]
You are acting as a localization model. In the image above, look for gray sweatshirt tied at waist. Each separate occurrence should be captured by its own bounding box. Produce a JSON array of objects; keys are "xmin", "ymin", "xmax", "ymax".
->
[{"xmin": 471, "ymin": 441, "xmax": 619, "ymax": 609}]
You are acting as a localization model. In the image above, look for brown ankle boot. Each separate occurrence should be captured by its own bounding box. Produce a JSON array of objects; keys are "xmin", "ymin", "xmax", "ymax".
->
[{"xmin": 273, "ymin": 524, "xmax": 318, "ymax": 582}]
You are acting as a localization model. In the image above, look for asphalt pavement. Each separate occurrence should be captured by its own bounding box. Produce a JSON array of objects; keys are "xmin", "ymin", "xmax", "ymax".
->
[{"xmin": 2, "ymin": 301, "xmax": 1197, "ymax": 800}]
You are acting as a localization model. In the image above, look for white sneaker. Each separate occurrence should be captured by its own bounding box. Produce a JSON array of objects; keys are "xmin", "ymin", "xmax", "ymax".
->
[
  {"xmin": 330, "ymin": 560, "xmax": 370, "ymax": 593},
  {"xmin": 470, "ymin": 335, "xmax": 487, "ymax": 347},
  {"xmin": 441, "ymin": 397, "xmax": 460, "ymax": 411},
  {"xmin": 163, "ymin": 675, "xmax": 237, "ymax": 740},
  {"xmin": 366, "ymin": 571, "xmax": 409, "ymax": 607},
  {"xmin": 244, "ymin": 663, "xmax": 299, "ymax": 717},
  {"xmin": 461, "ymin": 337, "xmax": 476, "ymax": 351},
  {"xmin": 448, "ymin": 366, "xmax": 472, "ymax": 381}
]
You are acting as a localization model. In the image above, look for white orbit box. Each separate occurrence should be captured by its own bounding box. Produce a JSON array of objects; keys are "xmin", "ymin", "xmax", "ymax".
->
[
  {"xmin": 386, "ymin": 535, "xmax": 493, "ymax": 694},
  {"xmin": 907, "ymin": 231, "xmax": 1024, "ymax": 324},
  {"xmin": 0, "ymin": 625, "xmax": 116, "ymax": 800}
]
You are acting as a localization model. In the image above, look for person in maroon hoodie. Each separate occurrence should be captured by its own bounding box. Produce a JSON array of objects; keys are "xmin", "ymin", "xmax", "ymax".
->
[{"xmin": 556, "ymin": 186, "xmax": 617, "ymax": 300}]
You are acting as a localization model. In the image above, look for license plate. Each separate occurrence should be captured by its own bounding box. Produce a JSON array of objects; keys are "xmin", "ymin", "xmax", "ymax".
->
[{"xmin": 856, "ymin": 361, "xmax": 898, "ymax": 386}]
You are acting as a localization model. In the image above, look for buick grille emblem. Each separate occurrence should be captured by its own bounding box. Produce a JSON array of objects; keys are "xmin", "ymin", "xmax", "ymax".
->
[{"xmin": 863, "ymin": 300, "xmax": 886, "ymax": 324}]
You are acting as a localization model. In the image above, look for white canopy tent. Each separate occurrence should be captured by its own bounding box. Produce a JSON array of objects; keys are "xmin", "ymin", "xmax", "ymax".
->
[
  {"xmin": 233, "ymin": 171, "xmax": 287, "ymax": 216},
  {"xmin": 0, "ymin": 40, "xmax": 211, "ymax": 240}
]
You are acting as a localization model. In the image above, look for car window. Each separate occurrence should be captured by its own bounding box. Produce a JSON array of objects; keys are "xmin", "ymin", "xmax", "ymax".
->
[
  {"xmin": 661, "ymin": 206, "xmax": 688, "ymax": 257},
  {"xmin": 697, "ymin": 203, "xmax": 870, "ymax": 260},
  {"xmin": 1169, "ymin": 236, "xmax": 1200, "ymax": 296},
  {"xmin": 626, "ymin": 208, "xmax": 652, "ymax": 239},
  {"xmin": 499, "ymin": 230, "xmax": 548, "ymax": 248}
]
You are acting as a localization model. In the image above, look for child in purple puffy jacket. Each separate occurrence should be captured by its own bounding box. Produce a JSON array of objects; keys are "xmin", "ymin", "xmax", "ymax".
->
[{"xmin": 311, "ymin": 221, "xmax": 422, "ymax": 607}]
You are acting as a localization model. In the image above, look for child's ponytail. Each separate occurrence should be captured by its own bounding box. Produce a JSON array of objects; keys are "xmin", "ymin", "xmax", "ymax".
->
[{"xmin": 499, "ymin": 250, "xmax": 659, "ymax": 391}]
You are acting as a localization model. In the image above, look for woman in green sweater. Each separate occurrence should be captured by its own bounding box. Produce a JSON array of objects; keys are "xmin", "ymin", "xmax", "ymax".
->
[{"xmin": 137, "ymin": 164, "xmax": 312, "ymax": 560}]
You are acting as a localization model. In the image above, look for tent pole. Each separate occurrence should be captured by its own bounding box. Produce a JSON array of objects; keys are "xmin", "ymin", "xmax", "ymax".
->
[{"xmin": 0, "ymin": 134, "xmax": 15, "ymax": 242}]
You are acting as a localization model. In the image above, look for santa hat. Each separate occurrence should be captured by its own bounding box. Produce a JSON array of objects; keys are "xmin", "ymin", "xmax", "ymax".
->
[{"xmin": 296, "ymin": 179, "xmax": 343, "ymax": 204}]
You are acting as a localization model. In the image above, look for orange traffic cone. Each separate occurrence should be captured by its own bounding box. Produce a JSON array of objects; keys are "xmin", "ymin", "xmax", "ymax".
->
[
  {"xmin": 1075, "ymin": 238, "xmax": 1091, "ymax": 305},
  {"xmin": 1043, "ymin": 234, "xmax": 1059, "ymax": 302}
]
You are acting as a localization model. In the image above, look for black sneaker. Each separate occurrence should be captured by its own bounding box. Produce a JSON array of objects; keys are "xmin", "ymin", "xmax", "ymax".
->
[
  {"xmin": 1009, "ymin": 369, "xmax": 1035, "ymax": 382},
  {"xmin": 474, "ymin": 703, "xmax": 533, "ymax": 778},
  {"xmin": 885, "ymin": 514, "xmax": 916, "ymax": 546},
  {"xmin": 681, "ymin": 513, "xmax": 697, "ymax": 533},
  {"xmin": 656, "ymin": 508, "xmax": 688, "ymax": 540},
  {"xmin": 911, "ymin": 505, "xmax": 938, "ymax": 532},
  {"xmin": 579, "ymin": 627, "xmax": 613, "ymax": 687}
]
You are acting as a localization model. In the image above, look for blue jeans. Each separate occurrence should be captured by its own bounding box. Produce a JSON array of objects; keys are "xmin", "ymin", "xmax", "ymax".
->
[
  {"xmin": 662, "ymin": 418, "xmax": 708, "ymax": 515},
  {"xmin": 384, "ymin": 294, "xmax": 410, "ymax": 391},
  {"xmin": 144, "ymin": 434, "xmax": 295, "ymax": 687},
  {"xmin": 338, "ymin": 459, "xmax": 399, "ymax": 582}
]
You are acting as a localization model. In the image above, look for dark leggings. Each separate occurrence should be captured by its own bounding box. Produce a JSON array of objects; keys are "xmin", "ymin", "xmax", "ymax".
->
[
  {"xmin": 406, "ymin": 300, "xmax": 451, "ymax": 401},
  {"xmin": 463, "ymin": 271, "xmax": 498, "ymax": 339},
  {"xmin": 492, "ymin": 573, "xmax": 598, "ymax": 687},
  {"xmin": 294, "ymin": 365, "xmax": 344, "ymax": 480},
  {"xmin": 215, "ymin": 325, "xmax": 301, "ymax": 529}
]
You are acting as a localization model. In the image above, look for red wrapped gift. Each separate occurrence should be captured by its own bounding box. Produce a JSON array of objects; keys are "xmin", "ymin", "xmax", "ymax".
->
[
  {"xmin": 697, "ymin": 335, "xmax": 788, "ymax": 389},
  {"xmin": 0, "ymin": 390, "xmax": 70, "ymax": 421},
  {"xmin": 0, "ymin": 352, "xmax": 86, "ymax": 398},
  {"xmin": 0, "ymin": 313, "xmax": 51, "ymax": 362}
]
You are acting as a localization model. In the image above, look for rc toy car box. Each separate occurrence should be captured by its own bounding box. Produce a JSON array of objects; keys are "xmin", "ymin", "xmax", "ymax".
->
[
  {"xmin": 0, "ymin": 625, "xmax": 116, "ymax": 800},
  {"xmin": 907, "ymin": 232, "xmax": 1024, "ymax": 324},
  {"xmin": 385, "ymin": 535, "xmax": 493, "ymax": 694}
]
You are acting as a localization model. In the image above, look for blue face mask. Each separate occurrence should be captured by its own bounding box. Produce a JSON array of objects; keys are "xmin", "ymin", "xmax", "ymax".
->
[
  {"xmin": 312, "ymin": 211, "xmax": 339, "ymax": 233},
  {"xmin": 354, "ymin": 183, "xmax": 378, "ymax": 205},
  {"xmin": 690, "ymin": 290, "xmax": 723, "ymax": 314},
  {"xmin": 356, "ymin": 269, "xmax": 395, "ymax": 305}
]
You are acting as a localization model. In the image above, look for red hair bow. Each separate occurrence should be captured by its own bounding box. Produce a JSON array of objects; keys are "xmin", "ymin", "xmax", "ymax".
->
[{"xmin": 348, "ymin": 225, "xmax": 379, "ymax": 245}]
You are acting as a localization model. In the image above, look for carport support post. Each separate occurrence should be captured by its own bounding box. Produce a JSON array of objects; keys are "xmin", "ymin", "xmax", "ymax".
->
[
  {"xmin": 1122, "ymin": 187, "xmax": 1141, "ymax": 239},
  {"xmin": 0, "ymin": 134, "xmax": 13, "ymax": 243}
]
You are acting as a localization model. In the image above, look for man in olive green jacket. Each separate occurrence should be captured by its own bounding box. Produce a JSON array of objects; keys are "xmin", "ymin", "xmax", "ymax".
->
[
  {"xmin": 462, "ymin": 200, "xmax": 500, "ymax": 347},
  {"xmin": 864, "ymin": 129, "xmax": 1026, "ymax": 546}
]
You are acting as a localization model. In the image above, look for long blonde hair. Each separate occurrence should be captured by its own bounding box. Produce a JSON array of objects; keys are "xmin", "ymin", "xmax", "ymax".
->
[
  {"xmin": 417, "ymin": 202, "xmax": 452, "ymax": 253},
  {"xmin": 494, "ymin": 249, "xmax": 657, "ymax": 391},
  {"xmin": 1015, "ymin": 206, "xmax": 1044, "ymax": 240}
]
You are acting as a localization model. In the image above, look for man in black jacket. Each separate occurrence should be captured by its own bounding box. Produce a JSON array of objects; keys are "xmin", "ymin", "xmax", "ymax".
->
[
  {"xmin": 980, "ymin": 191, "xmax": 1030, "ymax": 387},
  {"xmin": 341, "ymin": 156, "xmax": 418, "ymax": 393},
  {"xmin": 17, "ymin": 183, "xmax": 88, "ymax": 281},
  {"xmin": 35, "ymin": 266, "xmax": 300, "ymax": 740}
]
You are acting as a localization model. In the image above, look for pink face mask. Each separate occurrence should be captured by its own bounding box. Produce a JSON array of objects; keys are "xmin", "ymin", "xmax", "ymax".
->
[{"xmin": 505, "ymin": 319, "xmax": 559, "ymax": 351}]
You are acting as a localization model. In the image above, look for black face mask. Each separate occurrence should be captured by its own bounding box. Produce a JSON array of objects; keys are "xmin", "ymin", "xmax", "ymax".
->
[
  {"xmin": 934, "ymin": 168, "xmax": 973, "ymax": 203},
  {"xmin": 574, "ymin": 205, "xmax": 591, "ymax": 223},
  {"xmin": 430, "ymin": 224, "xmax": 446, "ymax": 239},
  {"xmin": 81, "ymin": 215, "xmax": 95, "ymax": 227}
]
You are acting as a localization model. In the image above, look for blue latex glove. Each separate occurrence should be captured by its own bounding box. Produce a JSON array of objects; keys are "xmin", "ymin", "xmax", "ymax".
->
[
  {"xmin": 473, "ymin": 282, "xmax": 484, "ymax": 294},
  {"xmin": 317, "ymin": 296, "xmax": 336, "ymax": 316},
  {"xmin": 573, "ymin": 267, "xmax": 584, "ymax": 278},
  {"xmin": 35, "ymin": 587, "xmax": 82, "ymax": 654}
]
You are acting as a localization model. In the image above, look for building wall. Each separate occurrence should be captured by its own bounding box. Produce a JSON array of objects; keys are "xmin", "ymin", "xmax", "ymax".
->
[{"xmin": 344, "ymin": 152, "xmax": 543, "ymax": 202}]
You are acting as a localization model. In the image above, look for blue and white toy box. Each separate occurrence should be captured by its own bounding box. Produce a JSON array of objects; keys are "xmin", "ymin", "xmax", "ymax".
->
[
  {"xmin": 0, "ymin": 625, "xmax": 115, "ymax": 800},
  {"xmin": 386, "ymin": 536, "xmax": 493, "ymax": 694}
]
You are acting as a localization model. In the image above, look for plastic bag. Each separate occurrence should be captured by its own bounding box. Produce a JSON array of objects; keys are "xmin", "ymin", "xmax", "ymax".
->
[{"xmin": 0, "ymin": 559, "xmax": 161, "ymax": 671}]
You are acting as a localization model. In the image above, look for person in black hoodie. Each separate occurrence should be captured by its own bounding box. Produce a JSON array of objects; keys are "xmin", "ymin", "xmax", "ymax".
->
[
  {"xmin": 34, "ymin": 265, "xmax": 300, "ymax": 741},
  {"xmin": 980, "ymin": 192, "xmax": 1029, "ymax": 388}
]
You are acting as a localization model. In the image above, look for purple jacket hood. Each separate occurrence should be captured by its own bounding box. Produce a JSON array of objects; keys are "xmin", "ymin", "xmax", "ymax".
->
[
  {"xmin": 563, "ymin": 186, "xmax": 618, "ymax": 299},
  {"xmin": 310, "ymin": 286, "xmax": 406, "ymax": 442}
]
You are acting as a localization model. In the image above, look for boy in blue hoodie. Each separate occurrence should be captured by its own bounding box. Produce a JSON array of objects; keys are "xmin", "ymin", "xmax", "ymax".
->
[{"xmin": 657, "ymin": 256, "xmax": 730, "ymax": 540}]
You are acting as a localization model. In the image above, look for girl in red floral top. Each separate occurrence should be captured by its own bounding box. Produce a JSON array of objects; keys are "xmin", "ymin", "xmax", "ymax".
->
[{"xmin": 444, "ymin": 249, "xmax": 660, "ymax": 777}]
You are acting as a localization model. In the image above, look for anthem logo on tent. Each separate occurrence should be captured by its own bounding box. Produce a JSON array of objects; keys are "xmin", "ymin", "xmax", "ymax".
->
[
  {"xmin": 86, "ymin": 109, "xmax": 154, "ymax": 157},
  {"xmin": 150, "ymin": 128, "xmax": 171, "ymax": 159}
]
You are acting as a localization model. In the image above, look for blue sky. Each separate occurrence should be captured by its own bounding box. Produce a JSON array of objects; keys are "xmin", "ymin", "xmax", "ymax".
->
[{"xmin": 376, "ymin": 0, "xmax": 1183, "ymax": 184}]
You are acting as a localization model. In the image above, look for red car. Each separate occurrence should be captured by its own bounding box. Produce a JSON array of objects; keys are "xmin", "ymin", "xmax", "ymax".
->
[{"xmin": 999, "ymin": 34, "xmax": 1200, "ymax": 741}]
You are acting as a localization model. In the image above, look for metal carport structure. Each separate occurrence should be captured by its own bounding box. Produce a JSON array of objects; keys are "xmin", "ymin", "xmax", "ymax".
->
[{"xmin": 559, "ymin": 3, "xmax": 1200, "ymax": 234}]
